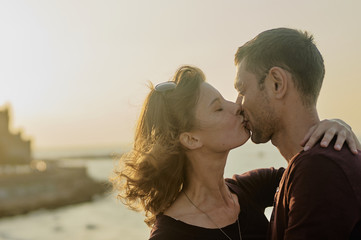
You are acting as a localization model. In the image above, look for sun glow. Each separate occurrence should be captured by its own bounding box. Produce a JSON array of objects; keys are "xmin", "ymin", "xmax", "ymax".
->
[{"xmin": 1, "ymin": 1, "xmax": 360, "ymax": 149}]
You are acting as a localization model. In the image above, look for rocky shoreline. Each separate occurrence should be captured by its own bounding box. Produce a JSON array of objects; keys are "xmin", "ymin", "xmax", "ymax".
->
[{"xmin": 0, "ymin": 165, "xmax": 110, "ymax": 217}]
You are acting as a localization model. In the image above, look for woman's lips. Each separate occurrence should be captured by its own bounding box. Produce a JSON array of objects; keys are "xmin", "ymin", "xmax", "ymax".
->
[{"xmin": 244, "ymin": 121, "xmax": 251, "ymax": 131}]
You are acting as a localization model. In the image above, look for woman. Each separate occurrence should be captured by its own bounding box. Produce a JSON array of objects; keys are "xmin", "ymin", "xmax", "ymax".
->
[{"xmin": 111, "ymin": 66, "xmax": 359, "ymax": 240}]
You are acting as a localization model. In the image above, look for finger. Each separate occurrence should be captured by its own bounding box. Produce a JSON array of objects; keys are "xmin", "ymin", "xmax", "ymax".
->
[
  {"xmin": 301, "ymin": 125, "xmax": 317, "ymax": 147},
  {"xmin": 318, "ymin": 128, "xmax": 338, "ymax": 149},
  {"xmin": 332, "ymin": 130, "xmax": 347, "ymax": 151},
  {"xmin": 346, "ymin": 132, "xmax": 360, "ymax": 154},
  {"xmin": 352, "ymin": 132, "xmax": 361, "ymax": 151},
  {"xmin": 303, "ymin": 127, "xmax": 325, "ymax": 151},
  {"xmin": 346, "ymin": 135, "xmax": 359, "ymax": 155}
]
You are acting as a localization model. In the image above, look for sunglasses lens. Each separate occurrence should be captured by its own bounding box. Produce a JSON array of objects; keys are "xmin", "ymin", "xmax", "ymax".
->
[{"xmin": 155, "ymin": 82, "xmax": 177, "ymax": 92}]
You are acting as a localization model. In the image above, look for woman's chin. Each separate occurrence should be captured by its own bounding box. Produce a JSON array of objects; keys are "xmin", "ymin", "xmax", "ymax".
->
[{"xmin": 239, "ymin": 128, "xmax": 251, "ymax": 146}]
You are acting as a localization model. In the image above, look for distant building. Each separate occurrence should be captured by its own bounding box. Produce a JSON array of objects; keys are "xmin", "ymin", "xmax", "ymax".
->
[{"xmin": 0, "ymin": 105, "xmax": 32, "ymax": 164}]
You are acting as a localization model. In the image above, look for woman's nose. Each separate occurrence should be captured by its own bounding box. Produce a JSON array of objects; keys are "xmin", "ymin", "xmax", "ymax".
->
[
  {"xmin": 236, "ymin": 95, "xmax": 243, "ymax": 105},
  {"xmin": 233, "ymin": 102, "xmax": 242, "ymax": 116}
]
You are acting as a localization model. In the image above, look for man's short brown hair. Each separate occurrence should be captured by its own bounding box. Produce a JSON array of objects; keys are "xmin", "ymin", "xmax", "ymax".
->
[{"xmin": 235, "ymin": 28, "xmax": 325, "ymax": 107}]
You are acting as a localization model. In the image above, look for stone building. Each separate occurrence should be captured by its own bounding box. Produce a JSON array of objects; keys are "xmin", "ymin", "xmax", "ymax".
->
[{"xmin": 0, "ymin": 105, "xmax": 32, "ymax": 164}]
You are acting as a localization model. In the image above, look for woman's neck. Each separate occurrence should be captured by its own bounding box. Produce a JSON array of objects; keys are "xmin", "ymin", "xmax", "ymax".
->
[
  {"xmin": 183, "ymin": 149, "xmax": 233, "ymax": 208},
  {"xmin": 164, "ymin": 148, "xmax": 239, "ymax": 229}
]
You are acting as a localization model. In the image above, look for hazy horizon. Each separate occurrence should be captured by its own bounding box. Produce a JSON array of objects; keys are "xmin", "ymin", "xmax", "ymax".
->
[{"xmin": 1, "ymin": 0, "xmax": 360, "ymax": 149}]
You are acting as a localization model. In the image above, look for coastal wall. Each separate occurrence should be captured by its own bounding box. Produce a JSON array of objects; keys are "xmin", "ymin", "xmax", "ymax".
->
[
  {"xmin": 0, "ymin": 166, "xmax": 109, "ymax": 217},
  {"xmin": 0, "ymin": 104, "xmax": 110, "ymax": 218}
]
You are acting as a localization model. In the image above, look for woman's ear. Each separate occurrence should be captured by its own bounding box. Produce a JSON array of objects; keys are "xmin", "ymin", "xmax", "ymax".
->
[
  {"xmin": 179, "ymin": 132, "xmax": 202, "ymax": 150},
  {"xmin": 267, "ymin": 66, "xmax": 289, "ymax": 99}
]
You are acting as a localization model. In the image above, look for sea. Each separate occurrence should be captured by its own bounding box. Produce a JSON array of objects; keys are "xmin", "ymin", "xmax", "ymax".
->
[{"xmin": 0, "ymin": 142, "xmax": 287, "ymax": 240}]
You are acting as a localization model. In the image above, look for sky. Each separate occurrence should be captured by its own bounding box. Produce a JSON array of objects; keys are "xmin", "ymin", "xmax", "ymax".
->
[{"xmin": 1, "ymin": 0, "xmax": 360, "ymax": 150}]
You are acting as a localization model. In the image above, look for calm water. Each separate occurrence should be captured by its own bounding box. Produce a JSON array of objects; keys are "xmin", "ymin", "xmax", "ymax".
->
[{"xmin": 0, "ymin": 142, "xmax": 286, "ymax": 240}]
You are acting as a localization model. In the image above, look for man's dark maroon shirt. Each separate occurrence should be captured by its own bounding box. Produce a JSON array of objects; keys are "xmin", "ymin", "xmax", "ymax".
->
[{"xmin": 269, "ymin": 141, "xmax": 361, "ymax": 239}]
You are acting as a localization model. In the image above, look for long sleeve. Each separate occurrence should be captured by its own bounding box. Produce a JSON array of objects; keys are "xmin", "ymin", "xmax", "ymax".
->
[{"xmin": 231, "ymin": 167, "xmax": 285, "ymax": 209}]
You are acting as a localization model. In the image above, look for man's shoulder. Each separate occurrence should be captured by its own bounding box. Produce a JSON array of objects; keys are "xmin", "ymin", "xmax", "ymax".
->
[
  {"xmin": 284, "ymin": 140, "xmax": 361, "ymax": 185},
  {"xmin": 286, "ymin": 143, "xmax": 361, "ymax": 202},
  {"xmin": 292, "ymin": 141, "xmax": 361, "ymax": 169}
]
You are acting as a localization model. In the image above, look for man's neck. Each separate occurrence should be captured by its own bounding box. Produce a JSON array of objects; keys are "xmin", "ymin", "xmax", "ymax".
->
[{"xmin": 271, "ymin": 106, "xmax": 320, "ymax": 162}]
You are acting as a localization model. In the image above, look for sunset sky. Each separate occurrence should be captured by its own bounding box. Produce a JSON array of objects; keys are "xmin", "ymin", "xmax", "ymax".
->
[{"xmin": 1, "ymin": 0, "xmax": 360, "ymax": 150}]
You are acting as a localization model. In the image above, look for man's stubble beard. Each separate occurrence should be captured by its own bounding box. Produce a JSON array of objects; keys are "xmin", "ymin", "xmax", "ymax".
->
[{"xmin": 250, "ymin": 98, "xmax": 277, "ymax": 145}]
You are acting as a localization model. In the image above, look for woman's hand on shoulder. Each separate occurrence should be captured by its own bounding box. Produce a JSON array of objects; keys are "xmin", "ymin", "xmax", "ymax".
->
[{"xmin": 301, "ymin": 119, "xmax": 361, "ymax": 154}]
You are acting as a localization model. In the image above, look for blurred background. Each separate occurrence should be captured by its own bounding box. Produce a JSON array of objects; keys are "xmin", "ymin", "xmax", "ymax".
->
[{"xmin": 0, "ymin": 0, "xmax": 360, "ymax": 239}]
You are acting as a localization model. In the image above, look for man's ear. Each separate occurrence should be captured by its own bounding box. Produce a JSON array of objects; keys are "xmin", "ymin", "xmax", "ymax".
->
[
  {"xmin": 179, "ymin": 132, "xmax": 202, "ymax": 150},
  {"xmin": 267, "ymin": 66, "xmax": 289, "ymax": 99}
]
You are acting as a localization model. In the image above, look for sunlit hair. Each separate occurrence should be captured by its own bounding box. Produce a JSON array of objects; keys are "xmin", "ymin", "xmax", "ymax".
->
[
  {"xmin": 110, "ymin": 65, "xmax": 205, "ymax": 227},
  {"xmin": 235, "ymin": 27, "xmax": 325, "ymax": 107}
]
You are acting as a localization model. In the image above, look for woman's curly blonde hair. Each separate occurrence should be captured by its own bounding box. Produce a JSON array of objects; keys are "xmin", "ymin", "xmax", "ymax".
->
[{"xmin": 110, "ymin": 66, "xmax": 205, "ymax": 227}]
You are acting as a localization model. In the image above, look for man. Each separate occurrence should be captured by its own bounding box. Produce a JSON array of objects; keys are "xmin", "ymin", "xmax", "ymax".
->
[{"xmin": 234, "ymin": 28, "xmax": 361, "ymax": 239}]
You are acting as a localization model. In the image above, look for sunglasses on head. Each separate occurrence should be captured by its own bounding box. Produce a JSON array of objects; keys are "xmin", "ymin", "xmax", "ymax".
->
[{"xmin": 154, "ymin": 82, "xmax": 177, "ymax": 92}]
